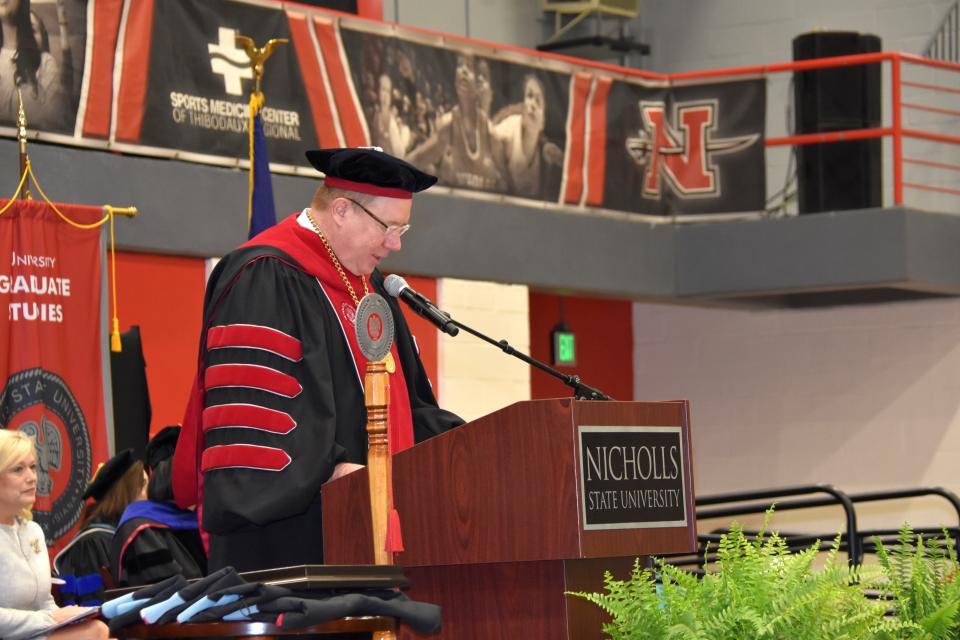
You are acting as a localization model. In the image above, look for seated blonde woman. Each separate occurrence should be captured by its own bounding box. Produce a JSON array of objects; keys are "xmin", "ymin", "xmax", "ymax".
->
[{"xmin": 0, "ymin": 429, "xmax": 110, "ymax": 640}]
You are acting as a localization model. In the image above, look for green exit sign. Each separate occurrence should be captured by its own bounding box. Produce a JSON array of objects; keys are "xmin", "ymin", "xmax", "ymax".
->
[{"xmin": 552, "ymin": 328, "xmax": 577, "ymax": 366}]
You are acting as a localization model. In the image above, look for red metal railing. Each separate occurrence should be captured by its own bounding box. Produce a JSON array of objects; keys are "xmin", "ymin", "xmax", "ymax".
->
[
  {"xmin": 414, "ymin": 22, "xmax": 960, "ymax": 212},
  {"xmin": 430, "ymin": 25, "xmax": 960, "ymax": 212},
  {"xmin": 629, "ymin": 51, "xmax": 960, "ymax": 210},
  {"xmin": 895, "ymin": 53, "xmax": 960, "ymax": 203}
]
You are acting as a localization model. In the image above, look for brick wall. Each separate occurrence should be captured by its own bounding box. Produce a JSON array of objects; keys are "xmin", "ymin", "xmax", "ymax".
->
[{"xmin": 437, "ymin": 278, "xmax": 531, "ymax": 422}]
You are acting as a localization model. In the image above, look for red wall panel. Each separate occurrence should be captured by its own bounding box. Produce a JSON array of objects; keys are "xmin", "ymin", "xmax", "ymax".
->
[
  {"xmin": 528, "ymin": 292, "xmax": 633, "ymax": 402},
  {"xmin": 114, "ymin": 252, "xmax": 206, "ymax": 436},
  {"xmin": 395, "ymin": 275, "xmax": 439, "ymax": 394},
  {"xmin": 114, "ymin": 256, "xmax": 439, "ymax": 437},
  {"xmin": 356, "ymin": 0, "xmax": 383, "ymax": 20}
]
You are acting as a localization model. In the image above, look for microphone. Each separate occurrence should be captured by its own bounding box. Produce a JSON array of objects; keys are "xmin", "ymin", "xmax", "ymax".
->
[{"xmin": 383, "ymin": 274, "xmax": 459, "ymax": 336}]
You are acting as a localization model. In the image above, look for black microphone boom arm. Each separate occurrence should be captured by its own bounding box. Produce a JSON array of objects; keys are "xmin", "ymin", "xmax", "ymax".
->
[
  {"xmin": 447, "ymin": 320, "xmax": 613, "ymax": 401},
  {"xmin": 383, "ymin": 274, "xmax": 611, "ymax": 400}
]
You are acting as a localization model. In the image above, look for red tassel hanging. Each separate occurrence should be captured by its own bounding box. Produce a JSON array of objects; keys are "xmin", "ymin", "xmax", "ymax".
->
[{"xmin": 386, "ymin": 507, "xmax": 404, "ymax": 553}]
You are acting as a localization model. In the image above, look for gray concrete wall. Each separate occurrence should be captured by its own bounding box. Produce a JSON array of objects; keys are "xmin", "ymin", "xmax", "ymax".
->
[
  {"xmin": 385, "ymin": 0, "xmax": 550, "ymax": 47},
  {"xmin": 13, "ymin": 132, "xmax": 959, "ymax": 301}
]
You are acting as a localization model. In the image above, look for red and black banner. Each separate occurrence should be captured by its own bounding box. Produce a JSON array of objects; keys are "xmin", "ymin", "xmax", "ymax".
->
[
  {"xmin": 599, "ymin": 78, "xmax": 766, "ymax": 215},
  {"xmin": 113, "ymin": 0, "xmax": 316, "ymax": 165},
  {"xmin": 0, "ymin": 200, "xmax": 109, "ymax": 552},
  {"xmin": 30, "ymin": 0, "xmax": 765, "ymax": 216}
]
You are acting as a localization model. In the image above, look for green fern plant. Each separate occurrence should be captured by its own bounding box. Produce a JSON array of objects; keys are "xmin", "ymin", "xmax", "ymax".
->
[
  {"xmin": 569, "ymin": 511, "xmax": 888, "ymax": 640},
  {"xmin": 868, "ymin": 525, "xmax": 960, "ymax": 640}
]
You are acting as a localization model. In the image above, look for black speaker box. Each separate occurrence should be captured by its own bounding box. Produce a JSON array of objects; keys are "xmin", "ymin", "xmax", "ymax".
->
[{"xmin": 793, "ymin": 31, "xmax": 883, "ymax": 213}]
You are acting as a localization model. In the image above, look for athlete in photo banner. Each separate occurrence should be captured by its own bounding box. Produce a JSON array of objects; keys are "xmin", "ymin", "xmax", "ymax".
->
[
  {"xmin": 407, "ymin": 53, "xmax": 504, "ymax": 192},
  {"xmin": 172, "ymin": 147, "xmax": 463, "ymax": 573},
  {"xmin": 0, "ymin": 0, "xmax": 71, "ymax": 130},
  {"xmin": 490, "ymin": 73, "xmax": 564, "ymax": 200},
  {"xmin": 371, "ymin": 73, "xmax": 412, "ymax": 158}
]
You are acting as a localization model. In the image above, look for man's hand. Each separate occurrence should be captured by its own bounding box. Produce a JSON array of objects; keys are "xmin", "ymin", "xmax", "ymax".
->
[{"xmin": 328, "ymin": 462, "xmax": 364, "ymax": 482}]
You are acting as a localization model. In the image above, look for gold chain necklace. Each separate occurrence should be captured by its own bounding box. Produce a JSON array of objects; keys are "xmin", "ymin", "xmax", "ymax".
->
[
  {"xmin": 304, "ymin": 209, "xmax": 395, "ymax": 374},
  {"xmin": 304, "ymin": 209, "xmax": 369, "ymax": 306}
]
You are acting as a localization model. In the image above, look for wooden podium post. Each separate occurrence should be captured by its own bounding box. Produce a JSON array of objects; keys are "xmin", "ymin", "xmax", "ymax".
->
[
  {"xmin": 364, "ymin": 358, "xmax": 391, "ymax": 567},
  {"xmin": 323, "ymin": 398, "xmax": 697, "ymax": 639},
  {"xmin": 363, "ymin": 358, "xmax": 397, "ymax": 640}
]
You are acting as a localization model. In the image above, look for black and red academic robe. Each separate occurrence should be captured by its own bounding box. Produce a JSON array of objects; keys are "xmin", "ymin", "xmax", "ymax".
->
[
  {"xmin": 174, "ymin": 214, "xmax": 462, "ymax": 572},
  {"xmin": 110, "ymin": 501, "xmax": 206, "ymax": 587},
  {"xmin": 53, "ymin": 519, "xmax": 114, "ymax": 604}
]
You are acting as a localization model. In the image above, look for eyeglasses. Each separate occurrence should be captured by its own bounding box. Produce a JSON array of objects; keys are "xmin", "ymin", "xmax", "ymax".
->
[{"xmin": 344, "ymin": 197, "xmax": 411, "ymax": 237}]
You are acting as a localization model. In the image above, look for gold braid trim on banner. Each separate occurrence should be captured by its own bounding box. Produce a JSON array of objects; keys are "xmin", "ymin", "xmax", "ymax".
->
[
  {"xmin": 0, "ymin": 163, "xmax": 30, "ymax": 216},
  {"xmin": 1, "ymin": 159, "xmax": 139, "ymax": 353}
]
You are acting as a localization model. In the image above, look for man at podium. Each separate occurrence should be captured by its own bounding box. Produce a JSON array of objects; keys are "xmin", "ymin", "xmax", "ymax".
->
[{"xmin": 173, "ymin": 147, "xmax": 463, "ymax": 572}]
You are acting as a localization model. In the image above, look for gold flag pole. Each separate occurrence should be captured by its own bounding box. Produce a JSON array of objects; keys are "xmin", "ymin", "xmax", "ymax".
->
[
  {"xmin": 17, "ymin": 91, "xmax": 30, "ymax": 200},
  {"xmin": 236, "ymin": 34, "xmax": 287, "ymax": 231}
]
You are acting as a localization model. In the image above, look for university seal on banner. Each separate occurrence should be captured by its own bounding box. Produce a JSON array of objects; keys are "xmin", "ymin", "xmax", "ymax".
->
[
  {"xmin": 354, "ymin": 293, "xmax": 394, "ymax": 363},
  {"xmin": 0, "ymin": 368, "xmax": 91, "ymax": 543}
]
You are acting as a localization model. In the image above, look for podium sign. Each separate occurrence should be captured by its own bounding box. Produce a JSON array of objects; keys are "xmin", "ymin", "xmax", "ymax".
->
[
  {"xmin": 323, "ymin": 399, "xmax": 696, "ymax": 639},
  {"xmin": 579, "ymin": 425, "xmax": 687, "ymax": 530}
]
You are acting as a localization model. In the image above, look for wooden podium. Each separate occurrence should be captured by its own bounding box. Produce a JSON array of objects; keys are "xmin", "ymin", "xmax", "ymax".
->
[{"xmin": 322, "ymin": 399, "xmax": 696, "ymax": 639}]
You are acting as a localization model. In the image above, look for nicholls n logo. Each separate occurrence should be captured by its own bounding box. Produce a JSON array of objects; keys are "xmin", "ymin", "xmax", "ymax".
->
[{"xmin": 626, "ymin": 100, "xmax": 759, "ymax": 200}]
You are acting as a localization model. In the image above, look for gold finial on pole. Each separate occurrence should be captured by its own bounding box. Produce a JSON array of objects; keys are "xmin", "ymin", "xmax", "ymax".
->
[
  {"xmin": 235, "ymin": 34, "xmax": 288, "ymax": 95},
  {"xmin": 17, "ymin": 90, "xmax": 31, "ymax": 200},
  {"xmin": 101, "ymin": 205, "xmax": 139, "ymax": 218}
]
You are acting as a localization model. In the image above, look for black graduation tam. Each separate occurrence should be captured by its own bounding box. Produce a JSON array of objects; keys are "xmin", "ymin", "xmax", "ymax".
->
[
  {"xmin": 262, "ymin": 591, "xmax": 442, "ymax": 634},
  {"xmin": 156, "ymin": 567, "xmax": 245, "ymax": 624},
  {"xmin": 305, "ymin": 147, "xmax": 437, "ymax": 199},
  {"xmin": 101, "ymin": 573, "xmax": 185, "ymax": 619},
  {"xmin": 83, "ymin": 449, "xmax": 136, "ymax": 501},
  {"xmin": 105, "ymin": 575, "xmax": 187, "ymax": 632},
  {"xmin": 146, "ymin": 426, "xmax": 180, "ymax": 473},
  {"xmin": 187, "ymin": 583, "xmax": 293, "ymax": 622}
]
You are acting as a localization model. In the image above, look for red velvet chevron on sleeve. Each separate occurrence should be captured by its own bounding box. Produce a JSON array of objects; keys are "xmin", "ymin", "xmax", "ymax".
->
[
  {"xmin": 207, "ymin": 324, "xmax": 303, "ymax": 361},
  {"xmin": 204, "ymin": 363, "xmax": 303, "ymax": 398},
  {"xmin": 202, "ymin": 404, "xmax": 297, "ymax": 435},
  {"xmin": 201, "ymin": 444, "xmax": 292, "ymax": 472}
]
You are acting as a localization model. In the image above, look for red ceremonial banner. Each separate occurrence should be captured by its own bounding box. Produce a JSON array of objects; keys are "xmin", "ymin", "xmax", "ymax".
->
[{"xmin": 0, "ymin": 199, "xmax": 109, "ymax": 555}]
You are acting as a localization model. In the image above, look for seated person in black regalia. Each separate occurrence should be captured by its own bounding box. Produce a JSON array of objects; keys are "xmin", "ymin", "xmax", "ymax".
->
[
  {"xmin": 53, "ymin": 448, "xmax": 146, "ymax": 603},
  {"xmin": 111, "ymin": 427, "xmax": 206, "ymax": 587}
]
